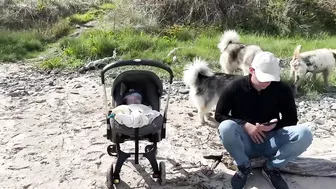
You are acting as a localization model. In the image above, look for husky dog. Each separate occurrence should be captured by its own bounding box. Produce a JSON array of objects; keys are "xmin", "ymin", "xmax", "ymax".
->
[
  {"xmin": 217, "ymin": 30, "xmax": 263, "ymax": 75},
  {"xmin": 289, "ymin": 45, "xmax": 336, "ymax": 95},
  {"xmin": 183, "ymin": 57, "xmax": 241, "ymax": 125}
]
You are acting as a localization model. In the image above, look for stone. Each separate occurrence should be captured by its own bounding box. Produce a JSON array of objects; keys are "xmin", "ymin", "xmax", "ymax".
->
[
  {"xmin": 331, "ymin": 103, "xmax": 336, "ymax": 110},
  {"xmin": 178, "ymin": 88, "xmax": 189, "ymax": 94}
]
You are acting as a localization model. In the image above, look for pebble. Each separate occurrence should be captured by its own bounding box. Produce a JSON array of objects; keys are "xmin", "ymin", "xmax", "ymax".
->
[
  {"xmin": 178, "ymin": 88, "xmax": 189, "ymax": 94},
  {"xmin": 314, "ymin": 119, "xmax": 325, "ymax": 125},
  {"xmin": 331, "ymin": 103, "xmax": 336, "ymax": 110}
]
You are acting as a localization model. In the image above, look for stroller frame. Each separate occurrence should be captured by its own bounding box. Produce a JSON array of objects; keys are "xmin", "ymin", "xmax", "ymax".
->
[{"xmin": 100, "ymin": 59, "xmax": 174, "ymax": 187}]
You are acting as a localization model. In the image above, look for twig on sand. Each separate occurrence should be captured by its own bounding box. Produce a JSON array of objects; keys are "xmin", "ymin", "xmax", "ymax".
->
[{"xmin": 7, "ymin": 165, "xmax": 30, "ymax": 170}]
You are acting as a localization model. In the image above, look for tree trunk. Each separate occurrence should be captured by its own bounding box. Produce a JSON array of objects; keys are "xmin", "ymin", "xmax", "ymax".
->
[
  {"xmin": 249, "ymin": 152, "xmax": 336, "ymax": 177},
  {"xmin": 205, "ymin": 152, "xmax": 336, "ymax": 177}
]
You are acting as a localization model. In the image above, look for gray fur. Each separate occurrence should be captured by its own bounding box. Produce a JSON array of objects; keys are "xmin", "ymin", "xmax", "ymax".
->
[
  {"xmin": 183, "ymin": 57, "xmax": 243, "ymax": 125},
  {"xmin": 226, "ymin": 43, "xmax": 246, "ymax": 64},
  {"xmin": 195, "ymin": 72, "xmax": 241, "ymax": 106},
  {"xmin": 220, "ymin": 44, "xmax": 263, "ymax": 75},
  {"xmin": 301, "ymin": 55, "xmax": 316, "ymax": 67}
]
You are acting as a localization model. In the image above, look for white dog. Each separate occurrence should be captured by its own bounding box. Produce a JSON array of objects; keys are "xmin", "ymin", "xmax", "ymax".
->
[
  {"xmin": 217, "ymin": 30, "xmax": 263, "ymax": 75},
  {"xmin": 183, "ymin": 57, "xmax": 241, "ymax": 125},
  {"xmin": 289, "ymin": 45, "xmax": 336, "ymax": 95}
]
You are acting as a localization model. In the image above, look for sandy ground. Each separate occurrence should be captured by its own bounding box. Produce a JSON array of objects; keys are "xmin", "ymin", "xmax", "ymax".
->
[{"xmin": 0, "ymin": 63, "xmax": 335, "ymax": 189}]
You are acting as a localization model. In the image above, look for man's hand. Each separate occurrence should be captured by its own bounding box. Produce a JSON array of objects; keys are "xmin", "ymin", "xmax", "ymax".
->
[
  {"xmin": 260, "ymin": 118, "xmax": 278, "ymax": 132},
  {"xmin": 243, "ymin": 119, "xmax": 277, "ymax": 144},
  {"xmin": 243, "ymin": 122, "xmax": 266, "ymax": 144}
]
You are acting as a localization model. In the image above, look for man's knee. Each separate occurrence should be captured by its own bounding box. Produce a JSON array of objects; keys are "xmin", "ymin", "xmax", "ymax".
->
[
  {"xmin": 295, "ymin": 124, "xmax": 313, "ymax": 148},
  {"xmin": 218, "ymin": 120, "xmax": 240, "ymax": 141}
]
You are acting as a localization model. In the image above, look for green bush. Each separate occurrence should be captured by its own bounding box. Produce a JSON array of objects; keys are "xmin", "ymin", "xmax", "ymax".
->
[
  {"xmin": 0, "ymin": 30, "xmax": 46, "ymax": 62},
  {"xmin": 145, "ymin": 0, "xmax": 336, "ymax": 36}
]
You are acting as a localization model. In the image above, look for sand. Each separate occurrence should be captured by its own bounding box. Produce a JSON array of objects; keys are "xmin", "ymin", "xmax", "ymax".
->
[{"xmin": 0, "ymin": 63, "xmax": 335, "ymax": 189}]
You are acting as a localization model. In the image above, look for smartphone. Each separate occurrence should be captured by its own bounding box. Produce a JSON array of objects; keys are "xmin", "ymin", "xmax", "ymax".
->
[{"xmin": 262, "ymin": 120, "xmax": 278, "ymax": 126}]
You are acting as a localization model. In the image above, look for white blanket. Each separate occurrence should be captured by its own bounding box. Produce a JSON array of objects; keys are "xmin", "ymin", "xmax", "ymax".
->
[{"xmin": 111, "ymin": 104, "xmax": 161, "ymax": 128}]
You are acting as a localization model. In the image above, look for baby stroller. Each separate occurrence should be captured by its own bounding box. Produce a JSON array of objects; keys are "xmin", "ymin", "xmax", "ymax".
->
[{"xmin": 100, "ymin": 59, "xmax": 174, "ymax": 188}]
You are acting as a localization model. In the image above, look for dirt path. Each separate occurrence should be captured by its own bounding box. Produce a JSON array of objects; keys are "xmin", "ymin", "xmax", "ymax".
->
[{"xmin": 0, "ymin": 63, "xmax": 335, "ymax": 189}]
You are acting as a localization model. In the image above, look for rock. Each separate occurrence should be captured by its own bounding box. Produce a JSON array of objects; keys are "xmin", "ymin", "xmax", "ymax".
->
[
  {"xmin": 35, "ymin": 99, "xmax": 46, "ymax": 103},
  {"xmin": 7, "ymin": 91, "xmax": 22, "ymax": 97},
  {"xmin": 331, "ymin": 103, "xmax": 336, "ymax": 110},
  {"xmin": 73, "ymin": 84, "xmax": 82, "ymax": 88},
  {"xmin": 298, "ymin": 101, "xmax": 305, "ymax": 107},
  {"xmin": 49, "ymin": 81, "xmax": 55, "ymax": 86},
  {"xmin": 329, "ymin": 113, "xmax": 336, "ymax": 119},
  {"xmin": 314, "ymin": 119, "xmax": 325, "ymax": 125},
  {"xmin": 179, "ymin": 88, "xmax": 189, "ymax": 94}
]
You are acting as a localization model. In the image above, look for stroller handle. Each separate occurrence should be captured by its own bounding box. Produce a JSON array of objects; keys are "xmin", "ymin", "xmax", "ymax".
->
[{"xmin": 101, "ymin": 59, "xmax": 174, "ymax": 84}]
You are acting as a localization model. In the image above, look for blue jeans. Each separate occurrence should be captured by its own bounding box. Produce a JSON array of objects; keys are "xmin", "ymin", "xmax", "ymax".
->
[{"xmin": 218, "ymin": 120, "xmax": 313, "ymax": 169}]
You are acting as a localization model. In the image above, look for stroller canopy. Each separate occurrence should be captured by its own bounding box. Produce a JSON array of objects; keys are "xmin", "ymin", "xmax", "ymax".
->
[{"xmin": 111, "ymin": 70, "xmax": 164, "ymax": 111}]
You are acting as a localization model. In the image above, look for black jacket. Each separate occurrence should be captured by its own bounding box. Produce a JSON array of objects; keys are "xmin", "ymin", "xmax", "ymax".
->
[{"xmin": 215, "ymin": 75, "xmax": 298, "ymax": 130}]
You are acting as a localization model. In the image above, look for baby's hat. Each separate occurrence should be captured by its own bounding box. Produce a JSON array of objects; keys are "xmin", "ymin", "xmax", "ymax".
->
[
  {"xmin": 124, "ymin": 89, "xmax": 141, "ymax": 98},
  {"xmin": 123, "ymin": 89, "xmax": 142, "ymax": 104}
]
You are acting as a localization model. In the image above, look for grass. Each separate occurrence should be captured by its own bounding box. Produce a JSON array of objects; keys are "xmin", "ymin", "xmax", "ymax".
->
[
  {"xmin": 0, "ymin": 0, "xmax": 114, "ymax": 29},
  {"xmin": 68, "ymin": 3, "xmax": 115, "ymax": 25},
  {"xmin": 40, "ymin": 25, "xmax": 336, "ymax": 95},
  {"xmin": 0, "ymin": 0, "xmax": 335, "ymax": 97},
  {"xmin": 0, "ymin": 17, "xmax": 74, "ymax": 62},
  {"xmin": 0, "ymin": 29, "xmax": 47, "ymax": 62},
  {"xmin": 0, "ymin": 1, "xmax": 116, "ymax": 62},
  {"xmin": 41, "ymin": 26, "xmax": 336, "ymax": 68},
  {"xmin": 1, "ymin": 21, "xmax": 336, "ymax": 95}
]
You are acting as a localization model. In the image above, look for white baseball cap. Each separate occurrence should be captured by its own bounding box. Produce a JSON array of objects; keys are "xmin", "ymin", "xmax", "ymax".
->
[{"xmin": 251, "ymin": 51, "xmax": 281, "ymax": 82}]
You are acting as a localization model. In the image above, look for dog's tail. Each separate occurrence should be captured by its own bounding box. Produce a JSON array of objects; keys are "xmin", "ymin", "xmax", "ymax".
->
[
  {"xmin": 217, "ymin": 30, "xmax": 240, "ymax": 53},
  {"xmin": 183, "ymin": 57, "xmax": 214, "ymax": 88}
]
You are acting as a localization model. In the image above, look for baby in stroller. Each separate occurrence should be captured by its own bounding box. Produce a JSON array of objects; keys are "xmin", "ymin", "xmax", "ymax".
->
[
  {"xmin": 109, "ymin": 89, "xmax": 162, "ymax": 128},
  {"xmin": 101, "ymin": 59, "xmax": 174, "ymax": 188}
]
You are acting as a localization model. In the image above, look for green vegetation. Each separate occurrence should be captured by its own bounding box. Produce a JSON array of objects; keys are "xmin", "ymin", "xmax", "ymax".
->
[
  {"xmin": 0, "ymin": 29, "xmax": 46, "ymax": 62},
  {"xmin": 0, "ymin": 0, "xmax": 335, "ymax": 96},
  {"xmin": 0, "ymin": 1, "xmax": 116, "ymax": 62},
  {"xmin": 0, "ymin": 18, "xmax": 73, "ymax": 62}
]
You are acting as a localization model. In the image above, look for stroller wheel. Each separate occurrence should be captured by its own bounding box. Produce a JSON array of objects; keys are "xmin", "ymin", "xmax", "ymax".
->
[
  {"xmin": 106, "ymin": 164, "xmax": 120, "ymax": 188},
  {"xmin": 145, "ymin": 145, "xmax": 153, "ymax": 152},
  {"xmin": 158, "ymin": 162, "xmax": 166, "ymax": 185},
  {"xmin": 107, "ymin": 145, "xmax": 117, "ymax": 156},
  {"xmin": 145, "ymin": 144, "xmax": 157, "ymax": 155}
]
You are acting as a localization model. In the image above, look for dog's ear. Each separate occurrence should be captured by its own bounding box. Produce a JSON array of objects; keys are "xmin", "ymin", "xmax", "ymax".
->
[{"xmin": 293, "ymin": 45, "xmax": 302, "ymax": 59}]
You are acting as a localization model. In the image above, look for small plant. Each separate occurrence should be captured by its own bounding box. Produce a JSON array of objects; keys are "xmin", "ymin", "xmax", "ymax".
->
[
  {"xmin": 69, "ymin": 9, "xmax": 105, "ymax": 24},
  {"xmin": 99, "ymin": 3, "xmax": 116, "ymax": 10},
  {"xmin": 40, "ymin": 55, "xmax": 83, "ymax": 69},
  {"xmin": 162, "ymin": 25, "xmax": 194, "ymax": 41},
  {"xmin": 40, "ymin": 56, "xmax": 64, "ymax": 69},
  {"xmin": 41, "ymin": 18, "xmax": 73, "ymax": 41}
]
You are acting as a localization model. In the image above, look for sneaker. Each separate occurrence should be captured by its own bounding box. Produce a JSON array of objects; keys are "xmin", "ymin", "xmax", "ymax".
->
[
  {"xmin": 262, "ymin": 164, "xmax": 289, "ymax": 189},
  {"xmin": 231, "ymin": 164, "xmax": 252, "ymax": 189}
]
